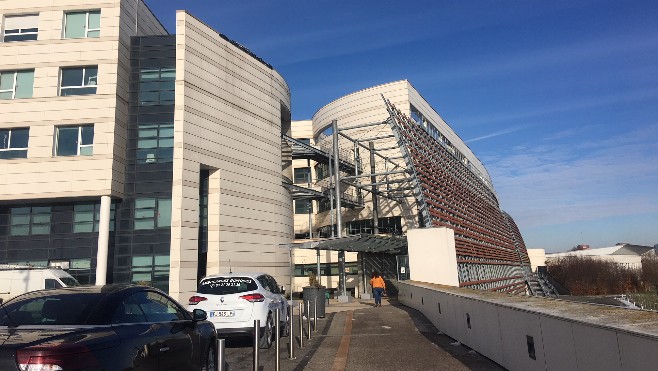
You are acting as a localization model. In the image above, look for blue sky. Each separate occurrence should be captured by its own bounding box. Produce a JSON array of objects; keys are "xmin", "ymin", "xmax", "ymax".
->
[{"xmin": 146, "ymin": 0, "xmax": 658, "ymax": 252}]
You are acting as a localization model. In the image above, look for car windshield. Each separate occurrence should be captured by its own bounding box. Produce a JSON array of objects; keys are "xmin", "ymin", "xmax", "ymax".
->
[
  {"xmin": 198, "ymin": 277, "xmax": 258, "ymax": 295},
  {"xmin": 0, "ymin": 293, "xmax": 103, "ymax": 326}
]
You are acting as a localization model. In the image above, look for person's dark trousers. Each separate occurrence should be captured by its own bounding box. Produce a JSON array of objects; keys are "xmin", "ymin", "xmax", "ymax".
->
[{"xmin": 373, "ymin": 287, "xmax": 384, "ymax": 306}]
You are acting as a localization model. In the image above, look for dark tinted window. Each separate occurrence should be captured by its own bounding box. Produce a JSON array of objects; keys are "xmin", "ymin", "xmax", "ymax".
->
[
  {"xmin": 44, "ymin": 279, "xmax": 62, "ymax": 289},
  {"xmin": 111, "ymin": 294, "xmax": 147, "ymax": 324},
  {"xmin": 132, "ymin": 291, "xmax": 188, "ymax": 322},
  {"xmin": 0, "ymin": 294, "xmax": 103, "ymax": 326},
  {"xmin": 198, "ymin": 277, "xmax": 258, "ymax": 295}
]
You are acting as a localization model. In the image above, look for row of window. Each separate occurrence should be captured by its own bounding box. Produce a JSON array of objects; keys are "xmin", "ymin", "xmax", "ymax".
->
[
  {"xmin": 1, "ymin": 120, "xmax": 176, "ymax": 161},
  {"xmin": 1, "ymin": 125, "xmax": 93, "ymax": 159},
  {"xmin": 0, "ymin": 67, "xmax": 175, "ymax": 105},
  {"xmin": 7, "ymin": 204, "xmax": 115, "ymax": 236},
  {"xmin": 2, "ymin": 10, "xmax": 100, "ymax": 43},
  {"xmin": 292, "ymin": 164, "xmax": 331, "ymax": 185},
  {"xmin": 4, "ymin": 198, "xmax": 171, "ymax": 236},
  {"xmin": 0, "ymin": 66, "xmax": 97, "ymax": 101},
  {"xmin": 294, "ymin": 262, "xmax": 359, "ymax": 277}
]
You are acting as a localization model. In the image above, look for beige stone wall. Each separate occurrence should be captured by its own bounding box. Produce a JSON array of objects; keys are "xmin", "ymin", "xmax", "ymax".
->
[
  {"xmin": 0, "ymin": 0, "xmax": 166, "ymax": 201},
  {"xmin": 170, "ymin": 11, "xmax": 293, "ymax": 301}
]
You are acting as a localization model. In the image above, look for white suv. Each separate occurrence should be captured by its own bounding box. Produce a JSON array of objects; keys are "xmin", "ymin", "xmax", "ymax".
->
[{"xmin": 188, "ymin": 272, "xmax": 289, "ymax": 348}]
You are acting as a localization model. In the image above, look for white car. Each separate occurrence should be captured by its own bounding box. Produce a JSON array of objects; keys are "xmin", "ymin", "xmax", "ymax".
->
[{"xmin": 188, "ymin": 272, "xmax": 289, "ymax": 348}]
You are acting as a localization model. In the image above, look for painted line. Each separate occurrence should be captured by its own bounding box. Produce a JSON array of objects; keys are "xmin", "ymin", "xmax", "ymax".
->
[{"xmin": 330, "ymin": 310, "xmax": 354, "ymax": 371}]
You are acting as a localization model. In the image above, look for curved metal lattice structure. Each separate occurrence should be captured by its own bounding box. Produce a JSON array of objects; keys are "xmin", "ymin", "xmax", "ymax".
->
[{"xmin": 384, "ymin": 98, "xmax": 531, "ymax": 293}]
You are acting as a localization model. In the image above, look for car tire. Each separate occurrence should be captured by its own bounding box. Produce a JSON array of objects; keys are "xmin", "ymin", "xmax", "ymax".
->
[
  {"xmin": 202, "ymin": 342, "xmax": 217, "ymax": 371},
  {"xmin": 259, "ymin": 313, "xmax": 274, "ymax": 349}
]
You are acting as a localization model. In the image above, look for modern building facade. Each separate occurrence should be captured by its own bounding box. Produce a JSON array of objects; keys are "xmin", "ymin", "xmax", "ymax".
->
[
  {"xmin": 290, "ymin": 81, "xmax": 535, "ymax": 294},
  {"xmin": 0, "ymin": 0, "xmax": 292, "ymax": 302}
]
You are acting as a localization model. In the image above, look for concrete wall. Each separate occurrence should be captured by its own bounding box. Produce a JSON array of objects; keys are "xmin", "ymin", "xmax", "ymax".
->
[
  {"xmin": 407, "ymin": 227, "xmax": 459, "ymax": 286},
  {"xmin": 399, "ymin": 281, "xmax": 658, "ymax": 371},
  {"xmin": 170, "ymin": 11, "xmax": 293, "ymax": 301},
  {"xmin": 527, "ymin": 248, "xmax": 546, "ymax": 272}
]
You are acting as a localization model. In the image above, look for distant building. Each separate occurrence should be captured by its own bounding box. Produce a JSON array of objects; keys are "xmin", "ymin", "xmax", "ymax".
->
[{"xmin": 546, "ymin": 243, "xmax": 656, "ymax": 269}]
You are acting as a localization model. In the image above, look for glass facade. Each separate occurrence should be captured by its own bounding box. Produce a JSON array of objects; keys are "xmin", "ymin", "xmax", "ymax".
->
[{"xmin": 110, "ymin": 35, "xmax": 177, "ymax": 291}]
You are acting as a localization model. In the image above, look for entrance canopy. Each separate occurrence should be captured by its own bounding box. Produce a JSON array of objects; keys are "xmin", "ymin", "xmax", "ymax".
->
[{"xmin": 288, "ymin": 234, "xmax": 407, "ymax": 255}]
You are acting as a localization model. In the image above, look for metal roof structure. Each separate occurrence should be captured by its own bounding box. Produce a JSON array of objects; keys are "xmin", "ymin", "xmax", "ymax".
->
[{"xmin": 289, "ymin": 234, "xmax": 408, "ymax": 255}]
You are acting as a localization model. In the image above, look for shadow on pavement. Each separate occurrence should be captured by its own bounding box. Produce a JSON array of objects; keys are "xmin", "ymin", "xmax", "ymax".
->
[{"xmin": 387, "ymin": 298, "xmax": 505, "ymax": 371}]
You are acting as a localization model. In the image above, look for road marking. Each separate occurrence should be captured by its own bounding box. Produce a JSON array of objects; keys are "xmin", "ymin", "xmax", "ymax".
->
[{"xmin": 331, "ymin": 310, "xmax": 353, "ymax": 371}]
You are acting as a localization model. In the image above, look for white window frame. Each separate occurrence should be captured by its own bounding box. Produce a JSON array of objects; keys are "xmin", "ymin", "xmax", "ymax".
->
[
  {"xmin": 0, "ymin": 128, "xmax": 29, "ymax": 158},
  {"xmin": 59, "ymin": 66, "xmax": 97, "ymax": 96},
  {"xmin": 63, "ymin": 10, "xmax": 100, "ymax": 39},
  {"xmin": 0, "ymin": 70, "xmax": 34, "ymax": 99},
  {"xmin": 3, "ymin": 14, "xmax": 39, "ymax": 42},
  {"xmin": 55, "ymin": 124, "xmax": 94, "ymax": 156}
]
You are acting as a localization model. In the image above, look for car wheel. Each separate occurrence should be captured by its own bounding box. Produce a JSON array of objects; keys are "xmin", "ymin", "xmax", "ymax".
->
[
  {"xmin": 280, "ymin": 307, "xmax": 290, "ymax": 337},
  {"xmin": 259, "ymin": 313, "xmax": 274, "ymax": 349},
  {"xmin": 202, "ymin": 342, "xmax": 217, "ymax": 371}
]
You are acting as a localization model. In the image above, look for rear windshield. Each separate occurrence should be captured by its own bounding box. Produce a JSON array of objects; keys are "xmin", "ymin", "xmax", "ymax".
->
[
  {"xmin": 0, "ymin": 294, "xmax": 103, "ymax": 326},
  {"xmin": 198, "ymin": 277, "xmax": 258, "ymax": 295}
]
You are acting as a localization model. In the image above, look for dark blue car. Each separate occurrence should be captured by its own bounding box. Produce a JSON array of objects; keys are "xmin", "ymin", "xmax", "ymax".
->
[{"xmin": 0, "ymin": 284, "xmax": 217, "ymax": 370}]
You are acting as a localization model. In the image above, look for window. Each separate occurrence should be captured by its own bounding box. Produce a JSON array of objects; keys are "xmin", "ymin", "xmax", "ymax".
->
[
  {"xmin": 137, "ymin": 291, "xmax": 187, "ymax": 322},
  {"xmin": 3, "ymin": 14, "xmax": 39, "ymax": 42},
  {"xmin": 139, "ymin": 68, "xmax": 175, "ymax": 105},
  {"xmin": 0, "ymin": 128, "xmax": 29, "ymax": 159},
  {"xmin": 134, "ymin": 198, "xmax": 172, "ymax": 230},
  {"xmin": 60, "ymin": 66, "xmax": 97, "ymax": 96},
  {"xmin": 198, "ymin": 276, "xmax": 258, "ymax": 295},
  {"xmin": 315, "ymin": 163, "xmax": 328, "ymax": 181},
  {"xmin": 0, "ymin": 70, "xmax": 34, "ymax": 99},
  {"xmin": 73, "ymin": 202, "xmax": 115, "ymax": 233},
  {"xmin": 10, "ymin": 206, "xmax": 51, "ymax": 235},
  {"xmin": 136, "ymin": 123, "xmax": 174, "ymax": 163},
  {"xmin": 294, "ymin": 199, "xmax": 312, "ymax": 214},
  {"xmin": 55, "ymin": 125, "xmax": 93, "ymax": 156},
  {"xmin": 64, "ymin": 10, "xmax": 100, "ymax": 39},
  {"xmin": 294, "ymin": 167, "xmax": 311, "ymax": 184},
  {"xmin": 111, "ymin": 294, "xmax": 147, "ymax": 324},
  {"xmin": 294, "ymin": 262, "xmax": 359, "ymax": 277},
  {"xmin": 131, "ymin": 256, "xmax": 170, "ymax": 291}
]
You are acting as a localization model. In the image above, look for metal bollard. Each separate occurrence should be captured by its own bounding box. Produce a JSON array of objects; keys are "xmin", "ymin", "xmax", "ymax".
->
[
  {"xmin": 306, "ymin": 300, "xmax": 312, "ymax": 340},
  {"xmin": 253, "ymin": 319, "xmax": 260, "ymax": 371},
  {"xmin": 298, "ymin": 302, "xmax": 304, "ymax": 348},
  {"xmin": 216, "ymin": 338, "xmax": 225, "ymax": 371},
  {"xmin": 288, "ymin": 302, "xmax": 296, "ymax": 359},
  {"xmin": 313, "ymin": 298, "xmax": 318, "ymax": 332},
  {"xmin": 275, "ymin": 309, "xmax": 280, "ymax": 371}
]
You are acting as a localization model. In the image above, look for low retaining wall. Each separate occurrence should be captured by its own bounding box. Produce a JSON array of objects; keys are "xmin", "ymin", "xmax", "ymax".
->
[{"xmin": 399, "ymin": 281, "xmax": 658, "ymax": 371}]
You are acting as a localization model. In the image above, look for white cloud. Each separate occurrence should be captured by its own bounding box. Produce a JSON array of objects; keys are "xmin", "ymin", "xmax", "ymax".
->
[{"xmin": 489, "ymin": 124, "xmax": 658, "ymax": 228}]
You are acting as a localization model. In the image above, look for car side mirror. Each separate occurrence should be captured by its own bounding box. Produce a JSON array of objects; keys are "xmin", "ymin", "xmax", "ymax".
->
[{"xmin": 192, "ymin": 308, "xmax": 207, "ymax": 322}]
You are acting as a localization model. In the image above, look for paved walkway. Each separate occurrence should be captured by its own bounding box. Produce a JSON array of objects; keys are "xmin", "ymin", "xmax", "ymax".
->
[{"xmin": 224, "ymin": 297, "xmax": 505, "ymax": 370}]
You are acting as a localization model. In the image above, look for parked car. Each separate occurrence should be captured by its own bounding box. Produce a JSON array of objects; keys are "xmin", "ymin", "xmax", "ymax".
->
[
  {"xmin": 0, "ymin": 265, "xmax": 79, "ymax": 304},
  {"xmin": 188, "ymin": 273, "xmax": 289, "ymax": 348},
  {"xmin": 0, "ymin": 284, "xmax": 216, "ymax": 371}
]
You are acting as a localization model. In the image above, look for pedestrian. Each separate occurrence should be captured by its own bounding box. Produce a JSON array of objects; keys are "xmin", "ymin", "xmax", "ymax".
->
[{"xmin": 370, "ymin": 271, "xmax": 386, "ymax": 307}]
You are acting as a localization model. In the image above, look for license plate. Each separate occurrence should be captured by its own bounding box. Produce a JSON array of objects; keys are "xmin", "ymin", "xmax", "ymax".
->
[{"xmin": 210, "ymin": 310, "xmax": 234, "ymax": 318}]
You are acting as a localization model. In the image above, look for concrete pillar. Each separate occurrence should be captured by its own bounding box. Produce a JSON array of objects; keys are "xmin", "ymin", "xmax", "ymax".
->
[{"xmin": 95, "ymin": 195, "xmax": 111, "ymax": 285}]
